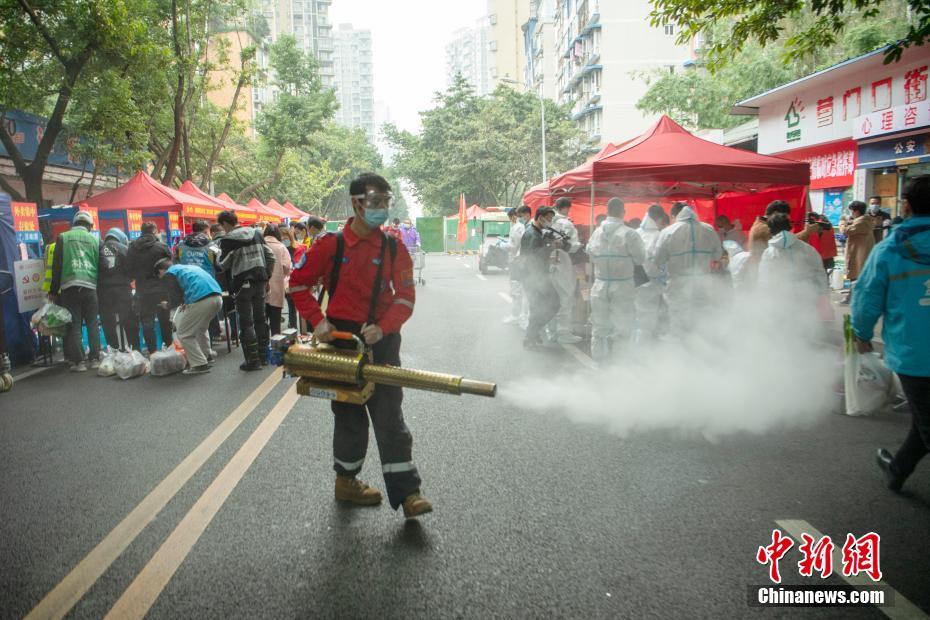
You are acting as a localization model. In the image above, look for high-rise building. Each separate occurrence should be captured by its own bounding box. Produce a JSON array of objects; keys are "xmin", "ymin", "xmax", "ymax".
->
[
  {"xmin": 332, "ymin": 24, "xmax": 375, "ymax": 142},
  {"xmin": 206, "ymin": 29, "xmax": 262, "ymax": 137},
  {"xmin": 258, "ymin": 0, "xmax": 335, "ymax": 86},
  {"xmin": 553, "ymin": 0, "xmax": 694, "ymax": 151},
  {"xmin": 522, "ymin": 0, "xmax": 558, "ymax": 100},
  {"xmin": 487, "ymin": 0, "xmax": 530, "ymax": 87},
  {"xmin": 445, "ymin": 18, "xmax": 492, "ymax": 96}
]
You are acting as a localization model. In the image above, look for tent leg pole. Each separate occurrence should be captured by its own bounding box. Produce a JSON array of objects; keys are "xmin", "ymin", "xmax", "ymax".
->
[{"xmin": 590, "ymin": 183, "xmax": 595, "ymax": 231}]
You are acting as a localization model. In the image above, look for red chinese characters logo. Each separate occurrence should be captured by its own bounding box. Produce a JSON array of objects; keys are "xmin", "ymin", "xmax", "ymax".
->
[
  {"xmin": 880, "ymin": 110, "xmax": 895, "ymax": 132},
  {"xmin": 904, "ymin": 105, "xmax": 919, "ymax": 127},
  {"xmin": 816, "ymin": 97, "xmax": 834, "ymax": 127},
  {"xmin": 843, "ymin": 87, "xmax": 861, "ymax": 121},
  {"xmin": 905, "ymin": 66, "xmax": 928, "ymax": 104},
  {"xmin": 842, "ymin": 533, "xmax": 882, "ymax": 581},
  {"xmin": 798, "ymin": 534, "xmax": 834, "ymax": 578},
  {"xmin": 757, "ymin": 529, "xmax": 794, "ymax": 584},
  {"xmin": 758, "ymin": 530, "xmax": 883, "ymax": 584},
  {"xmin": 872, "ymin": 77, "xmax": 893, "ymax": 111}
]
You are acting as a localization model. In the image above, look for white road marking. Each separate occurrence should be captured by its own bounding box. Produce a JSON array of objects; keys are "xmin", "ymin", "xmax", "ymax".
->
[
  {"xmin": 25, "ymin": 371, "xmax": 284, "ymax": 620},
  {"xmin": 106, "ymin": 385, "xmax": 301, "ymax": 619},
  {"xmin": 498, "ymin": 292, "xmax": 513, "ymax": 304},
  {"xmin": 477, "ymin": 274, "xmax": 487, "ymax": 281},
  {"xmin": 560, "ymin": 343, "xmax": 599, "ymax": 370},
  {"xmin": 12, "ymin": 365, "xmax": 53, "ymax": 381},
  {"xmin": 775, "ymin": 519, "xmax": 927, "ymax": 620}
]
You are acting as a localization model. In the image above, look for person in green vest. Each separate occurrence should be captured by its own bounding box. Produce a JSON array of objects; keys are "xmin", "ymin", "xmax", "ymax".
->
[{"xmin": 49, "ymin": 210, "xmax": 103, "ymax": 372}]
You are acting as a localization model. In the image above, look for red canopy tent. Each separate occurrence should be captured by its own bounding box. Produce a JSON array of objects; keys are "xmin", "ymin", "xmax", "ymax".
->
[
  {"xmin": 79, "ymin": 171, "xmax": 218, "ymax": 214},
  {"xmin": 211, "ymin": 191, "xmax": 259, "ymax": 225},
  {"xmin": 177, "ymin": 179, "xmax": 247, "ymax": 224},
  {"xmin": 265, "ymin": 198, "xmax": 295, "ymax": 219},
  {"xmin": 541, "ymin": 116, "xmax": 810, "ymax": 229},
  {"xmin": 282, "ymin": 200, "xmax": 306, "ymax": 219},
  {"xmin": 246, "ymin": 198, "xmax": 283, "ymax": 224}
]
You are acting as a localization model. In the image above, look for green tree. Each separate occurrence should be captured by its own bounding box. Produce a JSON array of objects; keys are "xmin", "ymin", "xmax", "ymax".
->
[
  {"xmin": 385, "ymin": 75, "xmax": 584, "ymax": 216},
  {"xmin": 638, "ymin": 5, "xmax": 912, "ymax": 130},
  {"xmin": 235, "ymin": 34, "xmax": 337, "ymax": 202},
  {"xmin": 0, "ymin": 0, "xmax": 167, "ymax": 205},
  {"xmin": 650, "ymin": 0, "xmax": 922, "ymax": 70}
]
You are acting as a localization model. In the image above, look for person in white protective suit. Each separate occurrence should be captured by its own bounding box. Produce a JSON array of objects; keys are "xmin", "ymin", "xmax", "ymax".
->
[
  {"xmin": 586, "ymin": 198, "xmax": 647, "ymax": 360},
  {"xmin": 503, "ymin": 205, "xmax": 531, "ymax": 326},
  {"xmin": 635, "ymin": 204, "xmax": 670, "ymax": 341},
  {"xmin": 548, "ymin": 197, "xmax": 583, "ymax": 344},
  {"xmin": 758, "ymin": 213, "xmax": 828, "ymax": 296},
  {"xmin": 653, "ymin": 203, "xmax": 723, "ymax": 335}
]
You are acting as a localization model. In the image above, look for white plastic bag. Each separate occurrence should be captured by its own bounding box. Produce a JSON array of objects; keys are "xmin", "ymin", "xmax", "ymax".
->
[
  {"xmin": 115, "ymin": 350, "xmax": 148, "ymax": 380},
  {"xmin": 97, "ymin": 347, "xmax": 118, "ymax": 377},
  {"xmin": 30, "ymin": 302, "xmax": 72, "ymax": 337},
  {"xmin": 843, "ymin": 316, "xmax": 894, "ymax": 415},
  {"xmin": 150, "ymin": 348, "xmax": 186, "ymax": 377}
]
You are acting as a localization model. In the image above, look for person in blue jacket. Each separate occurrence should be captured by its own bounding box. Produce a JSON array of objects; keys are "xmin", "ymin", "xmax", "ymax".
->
[
  {"xmin": 155, "ymin": 259, "xmax": 222, "ymax": 375},
  {"xmin": 852, "ymin": 175, "xmax": 930, "ymax": 492}
]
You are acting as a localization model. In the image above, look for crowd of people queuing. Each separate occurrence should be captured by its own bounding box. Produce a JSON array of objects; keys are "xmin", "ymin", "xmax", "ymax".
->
[
  {"xmin": 509, "ymin": 177, "xmax": 929, "ymax": 492},
  {"xmin": 44, "ymin": 201, "xmax": 334, "ymax": 374}
]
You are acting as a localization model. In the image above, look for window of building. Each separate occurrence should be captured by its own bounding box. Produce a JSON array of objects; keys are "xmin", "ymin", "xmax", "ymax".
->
[
  {"xmin": 489, "ymin": 13, "xmax": 497, "ymax": 25},
  {"xmin": 489, "ymin": 40, "xmax": 497, "ymax": 51},
  {"xmin": 664, "ymin": 24, "xmax": 674, "ymax": 35}
]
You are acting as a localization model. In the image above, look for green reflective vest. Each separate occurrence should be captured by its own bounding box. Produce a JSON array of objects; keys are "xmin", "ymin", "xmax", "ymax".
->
[
  {"xmin": 60, "ymin": 228, "xmax": 99, "ymax": 290},
  {"xmin": 42, "ymin": 242, "xmax": 56, "ymax": 293}
]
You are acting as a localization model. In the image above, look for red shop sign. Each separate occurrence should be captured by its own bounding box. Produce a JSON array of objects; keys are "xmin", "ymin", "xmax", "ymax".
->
[{"xmin": 775, "ymin": 139, "xmax": 857, "ymax": 190}]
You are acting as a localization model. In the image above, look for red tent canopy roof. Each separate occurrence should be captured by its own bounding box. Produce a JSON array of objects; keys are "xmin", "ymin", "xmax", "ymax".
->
[
  {"xmin": 178, "ymin": 180, "xmax": 229, "ymax": 208},
  {"xmin": 588, "ymin": 116, "xmax": 810, "ymax": 190},
  {"xmin": 264, "ymin": 198, "xmax": 292, "ymax": 218},
  {"xmin": 282, "ymin": 200, "xmax": 306, "ymax": 218},
  {"xmin": 78, "ymin": 171, "xmax": 217, "ymax": 212}
]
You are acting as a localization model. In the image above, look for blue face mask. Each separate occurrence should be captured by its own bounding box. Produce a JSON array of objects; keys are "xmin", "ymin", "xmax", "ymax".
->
[{"xmin": 362, "ymin": 207, "xmax": 389, "ymax": 227}]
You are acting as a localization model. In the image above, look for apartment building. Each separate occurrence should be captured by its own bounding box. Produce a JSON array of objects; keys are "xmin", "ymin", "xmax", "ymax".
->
[
  {"xmin": 554, "ymin": 0, "xmax": 693, "ymax": 150},
  {"xmin": 522, "ymin": 0, "xmax": 558, "ymax": 100},
  {"xmin": 333, "ymin": 24, "xmax": 375, "ymax": 142},
  {"xmin": 258, "ymin": 0, "xmax": 335, "ymax": 86},
  {"xmin": 487, "ymin": 0, "xmax": 530, "ymax": 87},
  {"xmin": 446, "ymin": 18, "xmax": 492, "ymax": 96}
]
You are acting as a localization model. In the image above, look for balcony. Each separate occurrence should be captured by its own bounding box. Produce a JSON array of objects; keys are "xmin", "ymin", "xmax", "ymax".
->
[{"xmin": 571, "ymin": 103, "xmax": 601, "ymax": 121}]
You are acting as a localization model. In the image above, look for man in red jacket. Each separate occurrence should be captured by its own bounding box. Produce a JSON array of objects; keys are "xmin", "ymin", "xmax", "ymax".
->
[{"xmin": 289, "ymin": 173, "xmax": 432, "ymax": 519}]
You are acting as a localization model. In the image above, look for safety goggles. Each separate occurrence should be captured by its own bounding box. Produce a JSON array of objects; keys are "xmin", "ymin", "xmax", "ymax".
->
[{"xmin": 352, "ymin": 190, "xmax": 394, "ymax": 210}]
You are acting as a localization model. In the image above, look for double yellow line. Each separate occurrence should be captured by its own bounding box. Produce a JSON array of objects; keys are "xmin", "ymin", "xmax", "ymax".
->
[{"xmin": 27, "ymin": 371, "xmax": 301, "ymax": 619}]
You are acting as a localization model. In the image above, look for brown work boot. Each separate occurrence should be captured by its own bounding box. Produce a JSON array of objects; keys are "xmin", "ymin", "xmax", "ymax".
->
[
  {"xmin": 334, "ymin": 475, "xmax": 383, "ymax": 506},
  {"xmin": 402, "ymin": 491, "xmax": 433, "ymax": 518}
]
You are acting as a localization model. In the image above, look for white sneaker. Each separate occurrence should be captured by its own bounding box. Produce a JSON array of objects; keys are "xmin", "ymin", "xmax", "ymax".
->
[
  {"xmin": 70, "ymin": 362, "xmax": 88, "ymax": 372},
  {"xmin": 501, "ymin": 316, "xmax": 518, "ymax": 325},
  {"xmin": 557, "ymin": 334, "xmax": 582, "ymax": 345}
]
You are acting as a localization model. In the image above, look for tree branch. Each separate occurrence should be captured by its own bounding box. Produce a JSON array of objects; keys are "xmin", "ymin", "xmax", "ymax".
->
[
  {"xmin": 16, "ymin": 0, "xmax": 66, "ymax": 65},
  {"xmin": 0, "ymin": 174, "xmax": 25, "ymax": 201}
]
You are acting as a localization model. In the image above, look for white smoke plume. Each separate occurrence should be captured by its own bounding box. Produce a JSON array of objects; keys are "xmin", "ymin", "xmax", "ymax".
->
[{"xmin": 501, "ymin": 277, "xmax": 842, "ymax": 442}]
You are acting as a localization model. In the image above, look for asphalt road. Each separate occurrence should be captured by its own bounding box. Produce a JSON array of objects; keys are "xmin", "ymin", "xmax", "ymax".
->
[{"xmin": 1, "ymin": 254, "xmax": 928, "ymax": 619}]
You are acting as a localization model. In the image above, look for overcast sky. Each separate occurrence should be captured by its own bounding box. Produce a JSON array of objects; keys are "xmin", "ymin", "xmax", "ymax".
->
[{"xmin": 329, "ymin": 0, "xmax": 488, "ymax": 134}]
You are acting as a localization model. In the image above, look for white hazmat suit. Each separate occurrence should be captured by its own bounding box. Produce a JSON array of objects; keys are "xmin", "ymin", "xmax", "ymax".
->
[
  {"xmin": 506, "ymin": 217, "xmax": 528, "ymax": 324},
  {"xmin": 758, "ymin": 231, "xmax": 828, "ymax": 295},
  {"xmin": 586, "ymin": 217, "xmax": 646, "ymax": 360},
  {"xmin": 635, "ymin": 215, "xmax": 667, "ymax": 340},
  {"xmin": 653, "ymin": 206, "xmax": 723, "ymax": 335},
  {"xmin": 548, "ymin": 211, "xmax": 582, "ymax": 342}
]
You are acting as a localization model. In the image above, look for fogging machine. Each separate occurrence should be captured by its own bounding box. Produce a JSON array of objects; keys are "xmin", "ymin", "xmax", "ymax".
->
[{"xmin": 271, "ymin": 329, "xmax": 497, "ymax": 405}]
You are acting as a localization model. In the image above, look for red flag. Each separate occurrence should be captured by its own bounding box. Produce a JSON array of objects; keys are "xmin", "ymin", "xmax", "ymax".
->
[{"xmin": 456, "ymin": 193, "xmax": 467, "ymax": 244}]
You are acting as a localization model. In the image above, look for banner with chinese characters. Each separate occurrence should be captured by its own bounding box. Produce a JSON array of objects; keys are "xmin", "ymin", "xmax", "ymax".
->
[
  {"xmin": 853, "ymin": 102, "xmax": 930, "ymax": 140},
  {"xmin": 81, "ymin": 206, "xmax": 101, "ymax": 238},
  {"xmin": 775, "ymin": 140, "xmax": 857, "ymax": 190},
  {"xmin": 167, "ymin": 211, "xmax": 181, "ymax": 235},
  {"xmin": 11, "ymin": 202, "xmax": 40, "ymax": 244},
  {"xmin": 126, "ymin": 210, "xmax": 143, "ymax": 240},
  {"xmin": 181, "ymin": 203, "xmax": 225, "ymax": 221},
  {"xmin": 858, "ymin": 132, "xmax": 930, "ymax": 169}
]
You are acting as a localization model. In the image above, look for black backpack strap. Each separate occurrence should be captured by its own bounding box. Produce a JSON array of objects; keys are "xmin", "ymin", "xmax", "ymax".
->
[
  {"xmin": 367, "ymin": 233, "xmax": 389, "ymax": 325},
  {"xmin": 318, "ymin": 233, "xmax": 344, "ymax": 304}
]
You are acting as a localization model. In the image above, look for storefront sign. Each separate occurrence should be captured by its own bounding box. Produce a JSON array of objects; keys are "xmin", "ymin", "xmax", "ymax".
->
[
  {"xmin": 82, "ymin": 205, "xmax": 101, "ymax": 239},
  {"xmin": 853, "ymin": 101, "xmax": 930, "ymax": 139},
  {"xmin": 858, "ymin": 132, "xmax": 930, "ymax": 168},
  {"xmin": 13, "ymin": 258, "xmax": 46, "ymax": 312},
  {"xmin": 126, "ymin": 210, "xmax": 143, "ymax": 240},
  {"xmin": 11, "ymin": 202, "xmax": 40, "ymax": 244},
  {"xmin": 754, "ymin": 53, "xmax": 928, "ymax": 154},
  {"xmin": 775, "ymin": 140, "xmax": 857, "ymax": 189}
]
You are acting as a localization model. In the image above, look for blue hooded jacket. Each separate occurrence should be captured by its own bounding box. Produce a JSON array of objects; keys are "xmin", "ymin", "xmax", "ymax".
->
[
  {"xmin": 852, "ymin": 215, "xmax": 930, "ymax": 377},
  {"xmin": 165, "ymin": 264, "xmax": 221, "ymax": 306}
]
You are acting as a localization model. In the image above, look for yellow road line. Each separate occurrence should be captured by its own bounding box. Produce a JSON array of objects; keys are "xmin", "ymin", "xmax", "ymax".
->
[
  {"xmin": 26, "ymin": 370, "xmax": 283, "ymax": 620},
  {"xmin": 776, "ymin": 519, "xmax": 928, "ymax": 619},
  {"xmin": 105, "ymin": 385, "xmax": 300, "ymax": 619}
]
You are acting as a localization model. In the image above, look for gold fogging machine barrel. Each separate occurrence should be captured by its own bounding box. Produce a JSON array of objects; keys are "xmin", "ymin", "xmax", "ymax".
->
[{"xmin": 278, "ymin": 330, "xmax": 496, "ymax": 404}]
